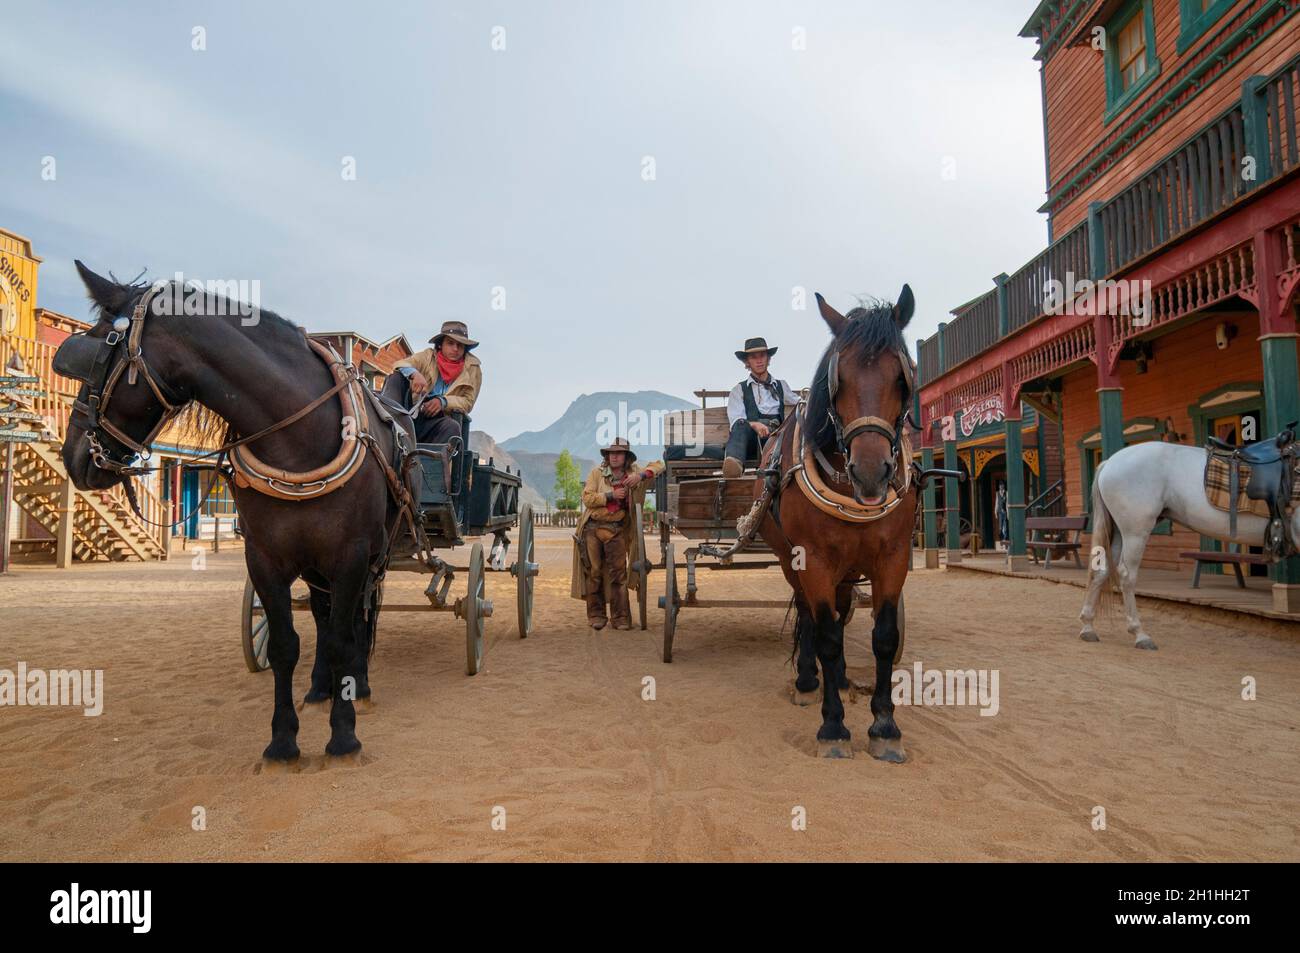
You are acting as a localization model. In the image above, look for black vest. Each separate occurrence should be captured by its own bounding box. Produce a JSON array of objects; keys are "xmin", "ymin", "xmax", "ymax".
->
[{"xmin": 741, "ymin": 378, "xmax": 785, "ymax": 423}]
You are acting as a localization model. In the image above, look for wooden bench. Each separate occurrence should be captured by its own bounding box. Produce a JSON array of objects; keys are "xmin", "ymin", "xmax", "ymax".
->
[
  {"xmin": 1025, "ymin": 515, "xmax": 1088, "ymax": 569},
  {"xmin": 1179, "ymin": 546, "xmax": 1270, "ymax": 589}
]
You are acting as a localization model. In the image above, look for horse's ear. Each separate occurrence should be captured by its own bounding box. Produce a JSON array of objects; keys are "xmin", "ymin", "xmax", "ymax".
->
[
  {"xmin": 815, "ymin": 292, "xmax": 847, "ymax": 336},
  {"xmin": 892, "ymin": 284, "xmax": 915, "ymax": 329},
  {"xmin": 75, "ymin": 260, "xmax": 134, "ymax": 319}
]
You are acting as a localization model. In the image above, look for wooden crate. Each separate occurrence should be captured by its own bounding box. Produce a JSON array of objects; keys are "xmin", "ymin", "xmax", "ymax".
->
[{"xmin": 664, "ymin": 406, "xmax": 730, "ymax": 448}]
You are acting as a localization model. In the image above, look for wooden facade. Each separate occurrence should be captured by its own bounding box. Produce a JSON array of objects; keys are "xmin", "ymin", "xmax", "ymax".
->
[{"xmin": 916, "ymin": 0, "xmax": 1300, "ymax": 608}]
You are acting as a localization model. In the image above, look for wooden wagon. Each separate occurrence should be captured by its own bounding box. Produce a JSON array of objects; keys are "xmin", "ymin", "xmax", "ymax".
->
[
  {"xmin": 240, "ymin": 413, "xmax": 539, "ymax": 677},
  {"xmin": 631, "ymin": 389, "xmax": 879, "ymax": 662}
]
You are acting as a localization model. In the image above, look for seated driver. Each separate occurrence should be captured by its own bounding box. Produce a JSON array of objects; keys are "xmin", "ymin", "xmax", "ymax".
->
[
  {"xmin": 382, "ymin": 320, "xmax": 482, "ymax": 444},
  {"xmin": 722, "ymin": 336, "xmax": 799, "ymax": 477}
]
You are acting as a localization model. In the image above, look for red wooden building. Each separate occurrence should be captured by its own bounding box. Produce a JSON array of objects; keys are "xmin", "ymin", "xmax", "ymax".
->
[{"xmin": 915, "ymin": 0, "xmax": 1300, "ymax": 611}]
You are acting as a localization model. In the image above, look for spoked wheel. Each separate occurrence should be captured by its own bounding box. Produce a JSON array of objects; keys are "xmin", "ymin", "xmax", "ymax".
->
[
  {"xmin": 512, "ymin": 504, "xmax": 536, "ymax": 638},
  {"xmin": 459, "ymin": 541, "xmax": 493, "ymax": 675},
  {"xmin": 632, "ymin": 503, "xmax": 650, "ymax": 630},
  {"xmin": 241, "ymin": 577, "xmax": 310, "ymax": 673},
  {"xmin": 659, "ymin": 542, "xmax": 678, "ymax": 663}
]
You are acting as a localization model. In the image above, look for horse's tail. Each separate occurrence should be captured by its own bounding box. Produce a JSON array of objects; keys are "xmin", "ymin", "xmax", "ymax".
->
[{"xmin": 1088, "ymin": 461, "xmax": 1121, "ymax": 614}]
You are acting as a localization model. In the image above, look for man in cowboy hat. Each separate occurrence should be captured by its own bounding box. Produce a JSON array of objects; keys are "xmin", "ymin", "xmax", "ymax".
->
[
  {"xmin": 569, "ymin": 437, "xmax": 663, "ymax": 630},
  {"xmin": 381, "ymin": 320, "xmax": 483, "ymax": 444},
  {"xmin": 722, "ymin": 336, "xmax": 799, "ymax": 477}
]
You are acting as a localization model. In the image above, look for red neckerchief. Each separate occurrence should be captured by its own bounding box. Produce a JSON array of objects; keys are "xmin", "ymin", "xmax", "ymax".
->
[{"xmin": 435, "ymin": 350, "xmax": 464, "ymax": 384}]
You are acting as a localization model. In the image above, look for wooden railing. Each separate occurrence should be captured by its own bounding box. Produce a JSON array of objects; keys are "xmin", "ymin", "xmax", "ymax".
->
[{"xmin": 916, "ymin": 50, "xmax": 1300, "ymax": 388}]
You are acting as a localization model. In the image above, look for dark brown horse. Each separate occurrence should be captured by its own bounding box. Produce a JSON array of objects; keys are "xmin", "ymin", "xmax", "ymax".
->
[
  {"xmin": 58, "ymin": 263, "xmax": 415, "ymax": 761},
  {"xmin": 758, "ymin": 287, "xmax": 918, "ymax": 761}
]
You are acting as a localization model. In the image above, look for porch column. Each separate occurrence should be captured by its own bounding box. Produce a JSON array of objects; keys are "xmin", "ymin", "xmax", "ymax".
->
[
  {"xmin": 944, "ymin": 412, "xmax": 962, "ymax": 564},
  {"xmin": 1255, "ymin": 228, "xmax": 1300, "ymax": 607},
  {"xmin": 1005, "ymin": 410, "xmax": 1028, "ymax": 571},
  {"xmin": 921, "ymin": 444, "xmax": 940, "ymax": 569},
  {"xmin": 1094, "ymin": 312, "xmax": 1125, "ymax": 459},
  {"xmin": 55, "ymin": 476, "xmax": 75, "ymax": 569}
]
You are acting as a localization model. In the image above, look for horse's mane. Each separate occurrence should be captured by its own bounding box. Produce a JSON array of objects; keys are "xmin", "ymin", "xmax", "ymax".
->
[
  {"xmin": 84, "ymin": 275, "xmax": 308, "ymax": 448},
  {"xmin": 804, "ymin": 298, "xmax": 908, "ymax": 451}
]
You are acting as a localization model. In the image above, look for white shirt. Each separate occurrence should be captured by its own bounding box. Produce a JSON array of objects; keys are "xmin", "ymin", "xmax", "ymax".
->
[{"xmin": 726, "ymin": 374, "xmax": 800, "ymax": 428}]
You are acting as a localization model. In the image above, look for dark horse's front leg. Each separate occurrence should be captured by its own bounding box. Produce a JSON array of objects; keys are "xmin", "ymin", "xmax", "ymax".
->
[
  {"xmin": 867, "ymin": 597, "xmax": 905, "ymax": 763},
  {"xmin": 811, "ymin": 598, "xmax": 852, "ymax": 758},
  {"xmin": 305, "ymin": 579, "xmax": 373, "ymax": 706},
  {"xmin": 322, "ymin": 542, "xmax": 371, "ymax": 757},
  {"xmin": 247, "ymin": 554, "xmax": 301, "ymax": 762}
]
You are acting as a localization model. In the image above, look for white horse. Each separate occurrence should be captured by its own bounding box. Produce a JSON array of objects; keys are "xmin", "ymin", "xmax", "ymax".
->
[{"xmin": 1079, "ymin": 441, "xmax": 1296, "ymax": 649}]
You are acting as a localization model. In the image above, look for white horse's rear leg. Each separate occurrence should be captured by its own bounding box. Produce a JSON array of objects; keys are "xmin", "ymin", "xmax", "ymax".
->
[
  {"xmin": 1078, "ymin": 560, "xmax": 1107, "ymax": 642},
  {"xmin": 1116, "ymin": 532, "xmax": 1157, "ymax": 650}
]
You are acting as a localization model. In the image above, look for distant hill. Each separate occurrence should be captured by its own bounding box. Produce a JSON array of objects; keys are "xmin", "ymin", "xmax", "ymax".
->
[
  {"xmin": 501, "ymin": 390, "xmax": 695, "ymax": 463},
  {"xmin": 509, "ymin": 450, "xmax": 598, "ymax": 506},
  {"xmin": 468, "ymin": 431, "xmax": 546, "ymax": 511}
]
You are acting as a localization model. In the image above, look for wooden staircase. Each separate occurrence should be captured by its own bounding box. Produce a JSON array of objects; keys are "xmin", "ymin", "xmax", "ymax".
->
[{"xmin": 6, "ymin": 432, "xmax": 167, "ymax": 562}]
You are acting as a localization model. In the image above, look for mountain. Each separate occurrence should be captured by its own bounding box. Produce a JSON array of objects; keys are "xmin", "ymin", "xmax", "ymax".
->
[
  {"xmin": 509, "ymin": 450, "xmax": 598, "ymax": 506},
  {"xmin": 468, "ymin": 431, "xmax": 546, "ymax": 511},
  {"xmin": 501, "ymin": 390, "xmax": 696, "ymax": 463}
]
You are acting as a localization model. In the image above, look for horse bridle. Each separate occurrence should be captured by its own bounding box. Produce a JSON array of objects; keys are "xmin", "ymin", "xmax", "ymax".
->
[
  {"xmin": 51, "ymin": 286, "xmax": 187, "ymax": 475},
  {"xmin": 824, "ymin": 343, "xmax": 915, "ymax": 483}
]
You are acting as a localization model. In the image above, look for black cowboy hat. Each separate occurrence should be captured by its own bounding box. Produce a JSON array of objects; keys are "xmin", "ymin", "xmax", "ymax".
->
[
  {"xmin": 430, "ymin": 320, "xmax": 479, "ymax": 350},
  {"xmin": 735, "ymin": 337, "xmax": 777, "ymax": 361},
  {"xmin": 599, "ymin": 437, "xmax": 638, "ymax": 464}
]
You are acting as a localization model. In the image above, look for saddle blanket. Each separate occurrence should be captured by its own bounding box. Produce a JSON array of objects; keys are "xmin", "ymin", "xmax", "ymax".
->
[{"xmin": 1203, "ymin": 453, "xmax": 1300, "ymax": 519}]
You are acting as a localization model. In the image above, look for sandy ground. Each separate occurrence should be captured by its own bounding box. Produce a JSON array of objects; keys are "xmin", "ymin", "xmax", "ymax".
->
[{"xmin": 1, "ymin": 526, "xmax": 1298, "ymax": 862}]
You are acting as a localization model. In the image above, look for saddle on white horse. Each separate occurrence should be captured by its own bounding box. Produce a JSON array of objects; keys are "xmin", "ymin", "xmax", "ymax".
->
[{"xmin": 1203, "ymin": 423, "xmax": 1300, "ymax": 558}]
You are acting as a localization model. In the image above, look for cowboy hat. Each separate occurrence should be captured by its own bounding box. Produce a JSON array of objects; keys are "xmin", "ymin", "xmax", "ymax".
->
[
  {"xmin": 430, "ymin": 320, "xmax": 479, "ymax": 350},
  {"xmin": 735, "ymin": 336, "xmax": 777, "ymax": 361},
  {"xmin": 599, "ymin": 437, "xmax": 638, "ymax": 464}
]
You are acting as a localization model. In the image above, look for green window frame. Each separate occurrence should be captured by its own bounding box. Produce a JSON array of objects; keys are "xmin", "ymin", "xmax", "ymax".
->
[
  {"xmin": 1177, "ymin": 0, "xmax": 1235, "ymax": 55},
  {"xmin": 1104, "ymin": 0, "xmax": 1161, "ymax": 124}
]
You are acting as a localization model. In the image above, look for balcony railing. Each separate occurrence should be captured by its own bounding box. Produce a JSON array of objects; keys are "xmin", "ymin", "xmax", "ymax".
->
[{"xmin": 917, "ymin": 51, "xmax": 1300, "ymax": 387}]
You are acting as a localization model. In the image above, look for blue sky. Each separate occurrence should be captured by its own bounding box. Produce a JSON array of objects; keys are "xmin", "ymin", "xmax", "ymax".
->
[{"xmin": 1, "ymin": 0, "xmax": 1049, "ymax": 441}]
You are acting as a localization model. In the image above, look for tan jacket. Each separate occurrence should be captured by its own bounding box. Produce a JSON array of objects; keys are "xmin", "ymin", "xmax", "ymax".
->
[
  {"xmin": 569, "ymin": 458, "xmax": 664, "ymax": 599},
  {"xmin": 393, "ymin": 349, "xmax": 482, "ymax": 417}
]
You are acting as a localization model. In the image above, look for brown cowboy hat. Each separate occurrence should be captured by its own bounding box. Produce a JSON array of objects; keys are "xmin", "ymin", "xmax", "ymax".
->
[
  {"xmin": 599, "ymin": 437, "xmax": 638, "ymax": 464},
  {"xmin": 735, "ymin": 336, "xmax": 777, "ymax": 361},
  {"xmin": 429, "ymin": 320, "xmax": 479, "ymax": 350}
]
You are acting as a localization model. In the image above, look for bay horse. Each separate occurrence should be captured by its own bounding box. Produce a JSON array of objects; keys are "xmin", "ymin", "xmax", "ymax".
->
[
  {"xmin": 1080, "ymin": 440, "xmax": 1300, "ymax": 649},
  {"xmin": 56, "ymin": 263, "xmax": 417, "ymax": 761},
  {"xmin": 757, "ymin": 287, "xmax": 918, "ymax": 761}
]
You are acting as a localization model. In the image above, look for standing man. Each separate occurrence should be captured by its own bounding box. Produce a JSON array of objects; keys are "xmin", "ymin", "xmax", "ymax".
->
[
  {"xmin": 995, "ymin": 481, "xmax": 1009, "ymax": 549},
  {"xmin": 381, "ymin": 320, "xmax": 483, "ymax": 443},
  {"xmin": 570, "ymin": 438, "xmax": 663, "ymax": 630},
  {"xmin": 722, "ymin": 336, "xmax": 800, "ymax": 477}
]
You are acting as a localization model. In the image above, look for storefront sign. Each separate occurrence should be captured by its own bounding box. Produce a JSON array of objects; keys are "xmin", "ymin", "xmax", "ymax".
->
[{"xmin": 959, "ymin": 395, "xmax": 1004, "ymax": 437}]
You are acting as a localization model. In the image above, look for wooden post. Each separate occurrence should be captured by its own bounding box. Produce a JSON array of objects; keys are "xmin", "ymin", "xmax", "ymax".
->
[
  {"xmin": 994, "ymin": 272, "xmax": 1010, "ymax": 337},
  {"xmin": 921, "ymin": 445, "xmax": 940, "ymax": 569},
  {"xmin": 944, "ymin": 411, "xmax": 962, "ymax": 565},
  {"xmin": 55, "ymin": 476, "xmax": 75, "ymax": 569},
  {"xmin": 1241, "ymin": 76, "xmax": 1273, "ymax": 188},
  {"xmin": 1005, "ymin": 412, "xmax": 1028, "ymax": 571},
  {"xmin": 0, "ymin": 442, "xmax": 13, "ymax": 575}
]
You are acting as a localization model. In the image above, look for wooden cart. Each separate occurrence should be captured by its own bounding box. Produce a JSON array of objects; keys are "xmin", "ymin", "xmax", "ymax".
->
[{"xmin": 240, "ymin": 413, "xmax": 539, "ymax": 677}]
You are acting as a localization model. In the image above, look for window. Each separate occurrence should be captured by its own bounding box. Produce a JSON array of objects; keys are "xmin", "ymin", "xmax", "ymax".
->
[
  {"xmin": 1177, "ymin": 0, "xmax": 1234, "ymax": 55},
  {"xmin": 1104, "ymin": 0, "xmax": 1160, "ymax": 123}
]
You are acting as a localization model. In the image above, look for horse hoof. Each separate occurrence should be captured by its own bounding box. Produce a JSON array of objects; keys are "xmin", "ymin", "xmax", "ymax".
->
[
  {"xmin": 792, "ymin": 688, "xmax": 819, "ymax": 707},
  {"xmin": 1079, "ymin": 631, "xmax": 1100, "ymax": 643},
  {"xmin": 816, "ymin": 739, "xmax": 854, "ymax": 759},
  {"xmin": 325, "ymin": 736, "xmax": 362, "ymax": 757},
  {"xmin": 262, "ymin": 739, "xmax": 300, "ymax": 763},
  {"xmin": 868, "ymin": 736, "xmax": 907, "ymax": 763},
  {"xmin": 1134, "ymin": 636, "xmax": 1158, "ymax": 651}
]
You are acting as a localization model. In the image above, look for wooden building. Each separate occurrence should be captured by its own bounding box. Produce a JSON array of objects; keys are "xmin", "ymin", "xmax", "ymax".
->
[{"xmin": 914, "ymin": 0, "xmax": 1300, "ymax": 611}]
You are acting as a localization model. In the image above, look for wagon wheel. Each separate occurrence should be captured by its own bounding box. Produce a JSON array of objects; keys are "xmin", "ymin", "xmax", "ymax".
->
[
  {"xmin": 513, "ymin": 504, "xmax": 536, "ymax": 638},
  {"xmin": 460, "ymin": 541, "xmax": 492, "ymax": 675},
  {"xmin": 661, "ymin": 542, "xmax": 678, "ymax": 663},
  {"xmin": 632, "ymin": 503, "xmax": 649, "ymax": 630},
  {"xmin": 241, "ymin": 577, "xmax": 310, "ymax": 674}
]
